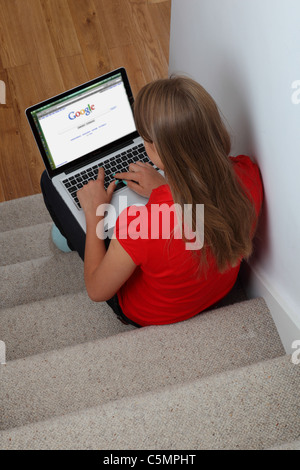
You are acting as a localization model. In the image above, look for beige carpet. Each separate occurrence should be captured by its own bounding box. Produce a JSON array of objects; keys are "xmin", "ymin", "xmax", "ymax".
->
[{"xmin": 0, "ymin": 194, "xmax": 299, "ymax": 450}]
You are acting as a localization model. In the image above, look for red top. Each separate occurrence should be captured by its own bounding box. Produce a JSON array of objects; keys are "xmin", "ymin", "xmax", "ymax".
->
[{"xmin": 115, "ymin": 155, "xmax": 263, "ymax": 326}]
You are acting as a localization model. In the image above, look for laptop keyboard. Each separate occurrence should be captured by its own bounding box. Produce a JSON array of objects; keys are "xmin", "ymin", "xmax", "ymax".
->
[{"xmin": 62, "ymin": 143, "xmax": 154, "ymax": 209}]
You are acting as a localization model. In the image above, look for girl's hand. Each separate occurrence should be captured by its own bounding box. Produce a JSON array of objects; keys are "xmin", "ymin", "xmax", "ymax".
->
[
  {"xmin": 77, "ymin": 168, "xmax": 116, "ymax": 217},
  {"xmin": 115, "ymin": 161, "xmax": 166, "ymax": 198}
]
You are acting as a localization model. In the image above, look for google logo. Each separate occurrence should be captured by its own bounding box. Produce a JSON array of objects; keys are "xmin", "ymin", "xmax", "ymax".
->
[{"xmin": 68, "ymin": 104, "xmax": 95, "ymax": 120}]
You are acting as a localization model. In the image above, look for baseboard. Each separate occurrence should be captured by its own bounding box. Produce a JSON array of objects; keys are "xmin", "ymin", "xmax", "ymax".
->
[{"xmin": 240, "ymin": 262, "xmax": 300, "ymax": 354}]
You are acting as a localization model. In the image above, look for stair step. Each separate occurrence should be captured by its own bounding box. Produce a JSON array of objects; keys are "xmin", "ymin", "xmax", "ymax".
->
[
  {"xmin": 0, "ymin": 193, "xmax": 50, "ymax": 233},
  {"xmin": 268, "ymin": 439, "xmax": 300, "ymax": 450},
  {"xmin": 0, "ymin": 252, "xmax": 85, "ymax": 309},
  {"xmin": 1, "ymin": 355, "xmax": 298, "ymax": 450},
  {"xmin": 0, "ymin": 298, "xmax": 285, "ymax": 431},
  {"xmin": 0, "ymin": 281, "xmax": 246, "ymax": 362},
  {"xmin": 0, "ymin": 291, "xmax": 135, "ymax": 361},
  {"xmin": 0, "ymin": 222, "xmax": 56, "ymax": 266}
]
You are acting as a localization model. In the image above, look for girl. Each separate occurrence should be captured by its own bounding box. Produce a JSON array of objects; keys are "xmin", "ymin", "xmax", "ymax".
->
[{"xmin": 41, "ymin": 76, "xmax": 263, "ymax": 327}]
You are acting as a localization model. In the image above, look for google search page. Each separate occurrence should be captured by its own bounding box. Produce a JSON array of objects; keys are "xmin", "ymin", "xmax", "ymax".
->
[{"xmin": 37, "ymin": 81, "xmax": 136, "ymax": 169}]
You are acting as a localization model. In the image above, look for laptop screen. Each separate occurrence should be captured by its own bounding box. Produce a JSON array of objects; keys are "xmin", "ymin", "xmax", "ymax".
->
[{"xmin": 27, "ymin": 70, "xmax": 137, "ymax": 173}]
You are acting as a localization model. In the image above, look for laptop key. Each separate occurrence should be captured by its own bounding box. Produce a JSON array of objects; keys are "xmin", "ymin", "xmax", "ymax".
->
[
  {"xmin": 115, "ymin": 180, "xmax": 126, "ymax": 190},
  {"xmin": 67, "ymin": 185, "xmax": 77, "ymax": 194}
]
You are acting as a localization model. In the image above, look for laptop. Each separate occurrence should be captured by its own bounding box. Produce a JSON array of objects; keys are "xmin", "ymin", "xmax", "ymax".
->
[{"xmin": 26, "ymin": 67, "xmax": 159, "ymax": 235}]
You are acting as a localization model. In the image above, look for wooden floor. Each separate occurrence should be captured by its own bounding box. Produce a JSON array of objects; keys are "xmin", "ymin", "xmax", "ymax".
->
[{"xmin": 0, "ymin": 0, "xmax": 171, "ymax": 202}]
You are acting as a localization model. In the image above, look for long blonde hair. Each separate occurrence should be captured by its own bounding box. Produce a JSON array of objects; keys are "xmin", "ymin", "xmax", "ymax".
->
[{"xmin": 134, "ymin": 76, "xmax": 257, "ymax": 272}]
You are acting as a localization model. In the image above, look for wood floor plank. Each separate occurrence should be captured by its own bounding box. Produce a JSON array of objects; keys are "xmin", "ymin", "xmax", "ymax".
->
[
  {"xmin": 0, "ymin": 177, "xmax": 5, "ymax": 203},
  {"xmin": 57, "ymin": 55, "xmax": 90, "ymax": 90},
  {"xmin": 147, "ymin": 0, "xmax": 170, "ymax": 4},
  {"xmin": 68, "ymin": 0, "xmax": 111, "ymax": 79},
  {"xmin": 128, "ymin": 0, "xmax": 147, "ymax": 4},
  {"xmin": 96, "ymin": 0, "xmax": 133, "ymax": 49},
  {"xmin": 0, "ymin": 102, "xmax": 34, "ymax": 201},
  {"xmin": 158, "ymin": 0, "xmax": 172, "ymax": 29},
  {"xmin": 6, "ymin": 65, "xmax": 47, "ymax": 195},
  {"xmin": 1, "ymin": 0, "xmax": 65, "ymax": 99},
  {"xmin": 0, "ymin": 46, "xmax": 4, "ymax": 73},
  {"xmin": 0, "ymin": 0, "xmax": 31, "ymax": 68},
  {"xmin": 0, "ymin": 111, "xmax": 34, "ymax": 200},
  {"xmin": 148, "ymin": 2, "xmax": 171, "ymax": 63},
  {"xmin": 109, "ymin": 44, "xmax": 147, "ymax": 98},
  {"xmin": 21, "ymin": 0, "xmax": 65, "ymax": 99},
  {"xmin": 41, "ymin": 0, "xmax": 82, "ymax": 58},
  {"xmin": 128, "ymin": 1, "xmax": 169, "ymax": 82}
]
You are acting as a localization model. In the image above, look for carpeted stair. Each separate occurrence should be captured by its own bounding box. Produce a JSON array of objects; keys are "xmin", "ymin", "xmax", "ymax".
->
[{"xmin": 0, "ymin": 194, "xmax": 299, "ymax": 450}]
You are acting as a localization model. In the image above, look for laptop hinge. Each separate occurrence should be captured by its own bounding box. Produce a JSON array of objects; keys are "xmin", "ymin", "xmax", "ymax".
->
[{"xmin": 65, "ymin": 139, "xmax": 135, "ymax": 175}]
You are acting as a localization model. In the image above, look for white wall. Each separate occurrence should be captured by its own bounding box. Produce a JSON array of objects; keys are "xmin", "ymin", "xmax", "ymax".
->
[{"xmin": 169, "ymin": 0, "xmax": 300, "ymax": 352}]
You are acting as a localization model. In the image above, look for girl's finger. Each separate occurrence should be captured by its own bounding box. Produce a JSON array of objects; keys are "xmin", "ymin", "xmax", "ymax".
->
[
  {"xmin": 106, "ymin": 180, "xmax": 117, "ymax": 199},
  {"xmin": 97, "ymin": 167, "xmax": 105, "ymax": 181},
  {"xmin": 114, "ymin": 171, "xmax": 141, "ymax": 183}
]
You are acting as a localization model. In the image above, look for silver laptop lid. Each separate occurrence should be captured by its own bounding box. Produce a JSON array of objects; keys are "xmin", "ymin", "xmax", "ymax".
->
[{"xmin": 26, "ymin": 68, "xmax": 139, "ymax": 178}]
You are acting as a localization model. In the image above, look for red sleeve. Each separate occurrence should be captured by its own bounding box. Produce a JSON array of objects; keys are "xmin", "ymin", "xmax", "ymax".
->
[{"xmin": 114, "ymin": 205, "xmax": 149, "ymax": 266}]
